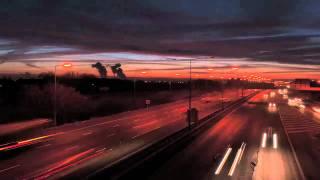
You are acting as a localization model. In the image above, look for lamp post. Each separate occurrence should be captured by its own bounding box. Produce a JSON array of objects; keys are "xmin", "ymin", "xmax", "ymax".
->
[
  {"xmin": 132, "ymin": 71, "xmax": 147, "ymax": 107},
  {"xmin": 54, "ymin": 63, "xmax": 72, "ymax": 126},
  {"xmin": 188, "ymin": 58, "xmax": 192, "ymax": 129},
  {"xmin": 231, "ymin": 67, "xmax": 243, "ymax": 98},
  {"xmin": 220, "ymin": 77, "xmax": 225, "ymax": 109},
  {"xmin": 167, "ymin": 56, "xmax": 214, "ymax": 129}
]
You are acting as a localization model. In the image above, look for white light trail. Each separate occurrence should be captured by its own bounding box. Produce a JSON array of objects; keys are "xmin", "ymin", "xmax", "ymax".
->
[
  {"xmin": 261, "ymin": 133, "xmax": 267, "ymax": 148},
  {"xmin": 215, "ymin": 148, "xmax": 232, "ymax": 175},
  {"xmin": 228, "ymin": 142, "xmax": 246, "ymax": 176},
  {"xmin": 273, "ymin": 133, "xmax": 278, "ymax": 149},
  {"xmin": 239, "ymin": 143, "xmax": 246, "ymax": 163}
]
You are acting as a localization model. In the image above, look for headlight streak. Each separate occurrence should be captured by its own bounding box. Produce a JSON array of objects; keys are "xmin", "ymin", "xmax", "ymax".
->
[
  {"xmin": 273, "ymin": 133, "xmax": 278, "ymax": 149},
  {"xmin": 261, "ymin": 132, "xmax": 267, "ymax": 148},
  {"xmin": 228, "ymin": 142, "xmax": 246, "ymax": 176},
  {"xmin": 214, "ymin": 147, "xmax": 232, "ymax": 175}
]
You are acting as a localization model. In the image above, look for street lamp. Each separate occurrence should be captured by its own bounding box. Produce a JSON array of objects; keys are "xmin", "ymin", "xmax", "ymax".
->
[
  {"xmin": 230, "ymin": 67, "xmax": 243, "ymax": 97},
  {"xmin": 54, "ymin": 63, "xmax": 72, "ymax": 126},
  {"xmin": 132, "ymin": 71, "xmax": 148, "ymax": 107},
  {"xmin": 188, "ymin": 58, "xmax": 192, "ymax": 129},
  {"xmin": 62, "ymin": 63, "xmax": 72, "ymax": 68},
  {"xmin": 167, "ymin": 56, "xmax": 214, "ymax": 129}
]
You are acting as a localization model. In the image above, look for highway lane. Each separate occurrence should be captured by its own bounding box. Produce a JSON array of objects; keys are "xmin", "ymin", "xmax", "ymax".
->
[
  {"xmin": 147, "ymin": 91, "xmax": 300, "ymax": 180},
  {"xmin": 273, "ymin": 91, "xmax": 320, "ymax": 179},
  {"xmin": 0, "ymin": 89, "xmax": 251, "ymax": 179}
]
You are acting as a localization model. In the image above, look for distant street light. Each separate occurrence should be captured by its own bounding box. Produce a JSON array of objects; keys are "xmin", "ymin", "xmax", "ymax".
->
[
  {"xmin": 54, "ymin": 63, "xmax": 73, "ymax": 126},
  {"xmin": 62, "ymin": 63, "xmax": 72, "ymax": 68}
]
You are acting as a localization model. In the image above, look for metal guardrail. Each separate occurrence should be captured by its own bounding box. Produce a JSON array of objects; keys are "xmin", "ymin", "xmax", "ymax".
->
[{"xmin": 87, "ymin": 92, "xmax": 258, "ymax": 180}]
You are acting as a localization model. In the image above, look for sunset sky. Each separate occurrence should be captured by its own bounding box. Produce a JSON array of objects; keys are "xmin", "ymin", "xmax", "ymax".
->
[{"xmin": 0, "ymin": 1, "xmax": 319, "ymax": 80}]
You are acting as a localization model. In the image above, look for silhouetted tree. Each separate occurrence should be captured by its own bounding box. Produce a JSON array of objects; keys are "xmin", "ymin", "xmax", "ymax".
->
[
  {"xmin": 92, "ymin": 62, "xmax": 107, "ymax": 78},
  {"xmin": 79, "ymin": 74, "xmax": 96, "ymax": 79},
  {"xmin": 22, "ymin": 84, "xmax": 91, "ymax": 124},
  {"xmin": 38, "ymin": 72, "xmax": 54, "ymax": 80}
]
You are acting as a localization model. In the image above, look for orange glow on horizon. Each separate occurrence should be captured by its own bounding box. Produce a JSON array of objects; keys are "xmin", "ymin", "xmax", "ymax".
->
[{"xmin": 0, "ymin": 61, "xmax": 319, "ymax": 80}]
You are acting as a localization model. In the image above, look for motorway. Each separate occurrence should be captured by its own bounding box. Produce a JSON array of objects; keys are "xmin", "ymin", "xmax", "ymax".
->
[
  {"xmin": 0, "ymin": 89, "xmax": 249, "ymax": 179},
  {"xmin": 146, "ymin": 91, "xmax": 301, "ymax": 180},
  {"xmin": 276, "ymin": 92, "xmax": 320, "ymax": 179}
]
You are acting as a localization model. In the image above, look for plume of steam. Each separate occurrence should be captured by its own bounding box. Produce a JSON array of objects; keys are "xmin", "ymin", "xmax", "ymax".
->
[
  {"xmin": 110, "ymin": 63, "xmax": 120, "ymax": 77},
  {"xmin": 110, "ymin": 63, "xmax": 126, "ymax": 79},
  {"xmin": 92, "ymin": 62, "xmax": 107, "ymax": 78},
  {"xmin": 117, "ymin": 68, "xmax": 126, "ymax": 79}
]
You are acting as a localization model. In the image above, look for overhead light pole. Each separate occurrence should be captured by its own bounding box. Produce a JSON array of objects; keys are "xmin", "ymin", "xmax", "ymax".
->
[
  {"xmin": 188, "ymin": 58, "xmax": 192, "ymax": 129},
  {"xmin": 54, "ymin": 63, "xmax": 72, "ymax": 126},
  {"xmin": 167, "ymin": 56, "xmax": 214, "ymax": 129}
]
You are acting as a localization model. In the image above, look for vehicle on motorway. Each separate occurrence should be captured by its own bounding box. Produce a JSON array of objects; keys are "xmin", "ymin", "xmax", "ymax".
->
[
  {"xmin": 266, "ymin": 127, "xmax": 273, "ymax": 139},
  {"xmin": 268, "ymin": 102, "xmax": 276, "ymax": 107},
  {"xmin": 268, "ymin": 102, "xmax": 277, "ymax": 112},
  {"xmin": 261, "ymin": 127, "xmax": 278, "ymax": 149}
]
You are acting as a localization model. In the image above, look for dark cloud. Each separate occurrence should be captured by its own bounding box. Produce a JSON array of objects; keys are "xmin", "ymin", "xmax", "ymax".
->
[
  {"xmin": 25, "ymin": 63, "xmax": 41, "ymax": 68},
  {"xmin": 0, "ymin": 0, "xmax": 320, "ymax": 66}
]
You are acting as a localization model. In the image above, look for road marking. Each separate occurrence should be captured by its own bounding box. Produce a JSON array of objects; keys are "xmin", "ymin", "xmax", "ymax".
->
[
  {"xmin": 0, "ymin": 164, "xmax": 20, "ymax": 174},
  {"xmin": 133, "ymin": 120, "xmax": 158, "ymax": 129},
  {"xmin": 215, "ymin": 147, "xmax": 232, "ymax": 175},
  {"xmin": 82, "ymin": 132, "xmax": 92, "ymax": 136},
  {"xmin": 132, "ymin": 126, "xmax": 161, "ymax": 139},
  {"xmin": 112, "ymin": 124, "xmax": 120, "ymax": 128},
  {"xmin": 132, "ymin": 134, "xmax": 140, "ymax": 139},
  {"xmin": 95, "ymin": 148, "xmax": 106, "ymax": 153}
]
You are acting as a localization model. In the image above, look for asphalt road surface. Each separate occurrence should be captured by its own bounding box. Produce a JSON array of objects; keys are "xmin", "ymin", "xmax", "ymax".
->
[
  {"xmin": 147, "ymin": 91, "xmax": 301, "ymax": 180},
  {"xmin": 0, "ymin": 90, "xmax": 251, "ymax": 179},
  {"xmin": 276, "ymin": 91, "xmax": 320, "ymax": 179}
]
